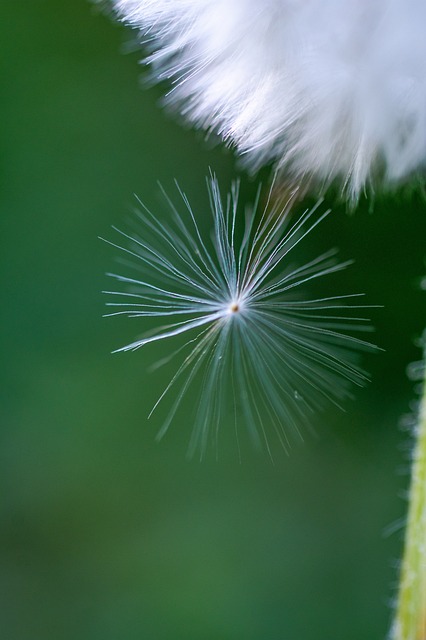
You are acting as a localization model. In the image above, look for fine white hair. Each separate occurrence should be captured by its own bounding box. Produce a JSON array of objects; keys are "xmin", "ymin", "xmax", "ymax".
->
[
  {"xmin": 112, "ymin": 0, "xmax": 426, "ymax": 199},
  {"xmin": 104, "ymin": 177, "xmax": 377, "ymax": 457}
]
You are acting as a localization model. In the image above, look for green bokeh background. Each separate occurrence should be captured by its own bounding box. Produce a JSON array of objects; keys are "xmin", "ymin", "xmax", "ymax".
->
[{"xmin": 1, "ymin": 2, "xmax": 426, "ymax": 638}]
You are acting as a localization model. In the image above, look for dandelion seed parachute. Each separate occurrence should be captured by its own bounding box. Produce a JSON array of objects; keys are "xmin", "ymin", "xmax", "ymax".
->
[
  {"xmin": 110, "ymin": 0, "xmax": 426, "ymax": 199},
  {"xmin": 104, "ymin": 177, "xmax": 377, "ymax": 458}
]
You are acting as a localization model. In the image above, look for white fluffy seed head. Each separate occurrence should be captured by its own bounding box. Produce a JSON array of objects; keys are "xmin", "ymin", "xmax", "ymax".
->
[{"xmin": 111, "ymin": 0, "xmax": 426, "ymax": 199}]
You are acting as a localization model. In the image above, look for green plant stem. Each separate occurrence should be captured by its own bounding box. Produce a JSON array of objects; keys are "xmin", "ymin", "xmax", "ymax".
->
[{"xmin": 392, "ymin": 362, "xmax": 426, "ymax": 640}]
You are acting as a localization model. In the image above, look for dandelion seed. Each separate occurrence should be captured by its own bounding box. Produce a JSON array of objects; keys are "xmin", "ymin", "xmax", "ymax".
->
[
  {"xmin": 103, "ymin": 176, "xmax": 378, "ymax": 458},
  {"xmin": 111, "ymin": 0, "xmax": 426, "ymax": 199}
]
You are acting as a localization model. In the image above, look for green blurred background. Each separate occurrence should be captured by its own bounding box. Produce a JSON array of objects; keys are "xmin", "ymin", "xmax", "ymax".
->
[{"xmin": 1, "ymin": 2, "xmax": 426, "ymax": 638}]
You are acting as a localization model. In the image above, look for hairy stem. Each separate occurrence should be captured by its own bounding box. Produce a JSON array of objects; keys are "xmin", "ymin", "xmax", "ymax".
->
[{"xmin": 392, "ymin": 356, "xmax": 426, "ymax": 640}]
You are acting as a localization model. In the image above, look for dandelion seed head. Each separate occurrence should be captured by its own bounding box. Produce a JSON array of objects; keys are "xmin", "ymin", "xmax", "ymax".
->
[
  {"xmin": 104, "ymin": 176, "xmax": 379, "ymax": 458},
  {"xmin": 111, "ymin": 0, "xmax": 426, "ymax": 199}
]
